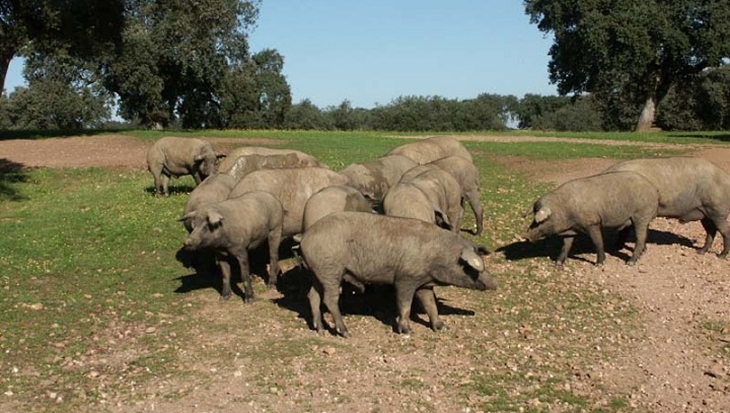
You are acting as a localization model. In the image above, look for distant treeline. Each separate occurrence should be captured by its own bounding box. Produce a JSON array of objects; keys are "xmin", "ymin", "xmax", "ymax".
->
[{"xmin": 2, "ymin": 66, "xmax": 729, "ymax": 132}]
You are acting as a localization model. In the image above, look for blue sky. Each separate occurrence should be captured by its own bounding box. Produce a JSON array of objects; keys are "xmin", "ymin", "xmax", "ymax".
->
[{"xmin": 4, "ymin": 0, "xmax": 558, "ymax": 109}]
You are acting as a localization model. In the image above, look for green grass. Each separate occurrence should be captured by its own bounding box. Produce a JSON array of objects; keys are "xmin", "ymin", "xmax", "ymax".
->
[{"xmin": 0, "ymin": 130, "xmax": 726, "ymax": 412}]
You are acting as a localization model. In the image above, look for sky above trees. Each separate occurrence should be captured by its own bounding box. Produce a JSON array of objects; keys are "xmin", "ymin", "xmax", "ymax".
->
[{"xmin": 6, "ymin": 1, "xmax": 558, "ymax": 109}]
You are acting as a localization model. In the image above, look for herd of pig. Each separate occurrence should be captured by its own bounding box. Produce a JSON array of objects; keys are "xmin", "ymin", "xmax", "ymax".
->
[{"xmin": 146, "ymin": 136, "xmax": 730, "ymax": 337}]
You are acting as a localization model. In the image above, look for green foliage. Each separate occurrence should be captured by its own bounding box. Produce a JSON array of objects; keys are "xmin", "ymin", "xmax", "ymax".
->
[
  {"xmin": 516, "ymin": 94, "xmax": 603, "ymax": 131},
  {"xmin": 101, "ymin": 0, "xmax": 286, "ymax": 129},
  {"xmin": 0, "ymin": 0, "xmax": 125, "ymax": 91},
  {"xmin": 1, "ymin": 53, "xmax": 112, "ymax": 130},
  {"xmin": 284, "ymin": 99, "xmax": 334, "ymax": 130},
  {"xmin": 525, "ymin": 0, "xmax": 730, "ymax": 130},
  {"xmin": 658, "ymin": 66, "xmax": 730, "ymax": 131}
]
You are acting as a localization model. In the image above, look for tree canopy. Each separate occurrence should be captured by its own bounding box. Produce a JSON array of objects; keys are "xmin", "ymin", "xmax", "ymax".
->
[
  {"xmin": 0, "ymin": 0, "xmax": 125, "ymax": 92},
  {"xmin": 525, "ymin": 0, "xmax": 730, "ymax": 131}
]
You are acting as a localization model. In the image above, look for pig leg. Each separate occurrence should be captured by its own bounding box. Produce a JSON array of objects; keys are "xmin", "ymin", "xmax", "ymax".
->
[
  {"xmin": 266, "ymin": 229, "xmax": 282, "ymax": 288},
  {"xmin": 150, "ymin": 167, "xmax": 163, "ymax": 195},
  {"xmin": 321, "ymin": 278, "xmax": 349, "ymax": 338},
  {"xmin": 307, "ymin": 279, "xmax": 324, "ymax": 334},
  {"xmin": 217, "ymin": 252, "xmax": 233, "ymax": 300},
  {"xmin": 627, "ymin": 218, "xmax": 650, "ymax": 266},
  {"xmin": 161, "ymin": 174, "xmax": 171, "ymax": 196},
  {"xmin": 586, "ymin": 225, "xmax": 606, "ymax": 266},
  {"xmin": 236, "ymin": 252, "xmax": 254, "ymax": 303},
  {"xmin": 708, "ymin": 216, "xmax": 730, "ymax": 258},
  {"xmin": 192, "ymin": 172, "xmax": 203, "ymax": 185},
  {"xmin": 415, "ymin": 287, "xmax": 444, "ymax": 331},
  {"xmin": 395, "ymin": 285, "xmax": 418, "ymax": 334},
  {"xmin": 465, "ymin": 192, "xmax": 484, "ymax": 236},
  {"xmin": 698, "ymin": 218, "xmax": 717, "ymax": 255},
  {"xmin": 556, "ymin": 236, "xmax": 575, "ymax": 266}
]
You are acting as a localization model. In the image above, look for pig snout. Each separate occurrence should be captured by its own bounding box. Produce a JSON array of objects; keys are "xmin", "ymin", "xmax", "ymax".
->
[
  {"xmin": 475, "ymin": 273, "xmax": 498, "ymax": 291},
  {"xmin": 182, "ymin": 236, "xmax": 199, "ymax": 251}
]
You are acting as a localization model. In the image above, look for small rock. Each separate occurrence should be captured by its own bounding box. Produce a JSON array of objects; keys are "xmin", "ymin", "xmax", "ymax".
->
[
  {"xmin": 145, "ymin": 327, "xmax": 157, "ymax": 334},
  {"xmin": 704, "ymin": 362, "xmax": 725, "ymax": 378},
  {"xmin": 323, "ymin": 347, "xmax": 336, "ymax": 356}
]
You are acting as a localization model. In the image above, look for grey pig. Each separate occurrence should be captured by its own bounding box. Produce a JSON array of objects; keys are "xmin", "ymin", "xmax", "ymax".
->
[
  {"xmin": 228, "ymin": 167, "xmax": 349, "ymax": 238},
  {"xmin": 300, "ymin": 211, "xmax": 498, "ymax": 337},
  {"xmin": 428, "ymin": 156, "xmax": 484, "ymax": 236},
  {"xmin": 181, "ymin": 191, "xmax": 284, "ymax": 301},
  {"xmin": 181, "ymin": 174, "xmax": 237, "ymax": 232},
  {"xmin": 387, "ymin": 136, "xmax": 473, "ymax": 164},
  {"xmin": 525, "ymin": 171, "xmax": 659, "ymax": 266},
  {"xmin": 146, "ymin": 136, "xmax": 225, "ymax": 196},
  {"xmin": 218, "ymin": 148, "xmax": 324, "ymax": 180},
  {"xmin": 339, "ymin": 155, "xmax": 418, "ymax": 202},
  {"xmin": 390, "ymin": 166, "xmax": 464, "ymax": 233},
  {"xmin": 603, "ymin": 157, "xmax": 730, "ymax": 257}
]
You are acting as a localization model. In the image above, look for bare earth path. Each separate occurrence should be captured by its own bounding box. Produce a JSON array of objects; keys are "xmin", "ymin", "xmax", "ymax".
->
[{"xmin": 1, "ymin": 134, "xmax": 728, "ymax": 412}]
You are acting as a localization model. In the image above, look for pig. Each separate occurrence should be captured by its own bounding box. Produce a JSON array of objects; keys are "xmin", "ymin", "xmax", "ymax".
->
[
  {"xmin": 218, "ymin": 147, "xmax": 325, "ymax": 180},
  {"xmin": 428, "ymin": 156, "xmax": 484, "ymax": 235},
  {"xmin": 339, "ymin": 155, "xmax": 418, "ymax": 203},
  {"xmin": 603, "ymin": 157, "xmax": 730, "ymax": 257},
  {"xmin": 386, "ymin": 136, "xmax": 473, "ymax": 164},
  {"xmin": 388, "ymin": 166, "xmax": 464, "ymax": 233},
  {"xmin": 181, "ymin": 174, "xmax": 237, "ymax": 232},
  {"xmin": 300, "ymin": 211, "xmax": 498, "ymax": 337},
  {"xmin": 181, "ymin": 191, "xmax": 284, "ymax": 301},
  {"xmin": 525, "ymin": 171, "xmax": 659, "ymax": 266},
  {"xmin": 146, "ymin": 136, "xmax": 225, "ymax": 196},
  {"xmin": 228, "ymin": 167, "xmax": 349, "ymax": 238},
  {"xmin": 301, "ymin": 185, "xmax": 373, "ymax": 231}
]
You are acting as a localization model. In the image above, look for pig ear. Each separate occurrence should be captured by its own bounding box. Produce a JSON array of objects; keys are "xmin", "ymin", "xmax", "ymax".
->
[
  {"xmin": 534, "ymin": 207, "xmax": 552, "ymax": 223},
  {"xmin": 193, "ymin": 154, "xmax": 205, "ymax": 163},
  {"xmin": 207, "ymin": 211, "xmax": 224, "ymax": 227},
  {"xmin": 460, "ymin": 247, "xmax": 485, "ymax": 272},
  {"xmin": 434, "ymin": 206, "xmax": 451, "ymax": 227},
  {"xmin": 179, "ymin": 211, "xmax": 196, "ymax": 222}
]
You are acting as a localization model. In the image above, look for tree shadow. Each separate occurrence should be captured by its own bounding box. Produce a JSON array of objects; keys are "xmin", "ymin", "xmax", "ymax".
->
[
  {"xmin": 669, "ymin": 133, "xmax": 730, "ymax": 143},
  {"xmin": 0, "ymin": 128, "xmax": 136, "ymax": 141},
  {"xmin": 0, "ymin": 158, "xmax": 29, "ymax": 201}
]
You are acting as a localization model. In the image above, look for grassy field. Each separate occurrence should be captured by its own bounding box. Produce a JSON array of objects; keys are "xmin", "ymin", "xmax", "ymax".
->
[{"xmin": 0, "ymin": 130, "xmax": 708, "ymax": 412}]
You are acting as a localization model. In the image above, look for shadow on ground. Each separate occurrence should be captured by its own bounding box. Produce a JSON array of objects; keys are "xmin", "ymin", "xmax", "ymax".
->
[
  {"xmin": 497, "ymin": 228, "xmax": 697, "ymax": 265},
  {"xmin": 0, "ymin": 158, "xmax": 28, "ymax": 201}
]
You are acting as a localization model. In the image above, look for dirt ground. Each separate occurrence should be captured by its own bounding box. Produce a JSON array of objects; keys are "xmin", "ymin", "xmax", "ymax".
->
[{"xmin": 1, "ymin": 134, "xmax": 729, "ymax": 412}]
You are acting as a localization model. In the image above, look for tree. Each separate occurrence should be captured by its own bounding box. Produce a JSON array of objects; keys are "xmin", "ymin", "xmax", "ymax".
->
[
  {"xmin": 103, "ymin": 0, "xmax": 262, "ymax": 129},
  {"xmin": 0, "ymin": 0, "xmax": 124, "ymax": 92},
  {"xmin": 284, "ymin": 99, "xmax": 332, "ymax": 130},
  {"xmin": 2, "ymin": 53, "xmax": 111, "ymax": 130},
  {"xmin": 525, "ymin": 0, "xmax": 730, "ymax": 131},
  {"xmin": 658, "ymin": 66, "xmax": 730, "ymax": 131}
]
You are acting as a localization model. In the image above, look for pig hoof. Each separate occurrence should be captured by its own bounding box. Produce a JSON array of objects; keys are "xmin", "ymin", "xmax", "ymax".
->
[
  {"xmin": 432, "ymin": 321, "xmax": 446, "ymax": 332},
  {"xmin": 243, "ymin": 295, "xmax": 254, "ymax": 304},
  {"xmin": 717, "ymin": 252, "xmax": 728, "ymax": 259},
  {"xmin": 338, "ymin": 329, "xmax": 351, "ymax": 339},
  {"xmin": 219, "ymin": 294, "xmax": 232, "ymax": 301},
  {"xmin": 595, "ymin": 262, "xmax": 604, "ymax": 268}
]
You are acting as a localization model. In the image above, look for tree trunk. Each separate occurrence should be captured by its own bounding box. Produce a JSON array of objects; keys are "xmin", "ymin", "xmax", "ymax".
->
[
  {"xmin": 0, "ymin": 51, "xmax": 14, "ymax": 94},
  {"xmin": 635, "ymin": 93, "xmax": 657, "ymax": 131}
]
